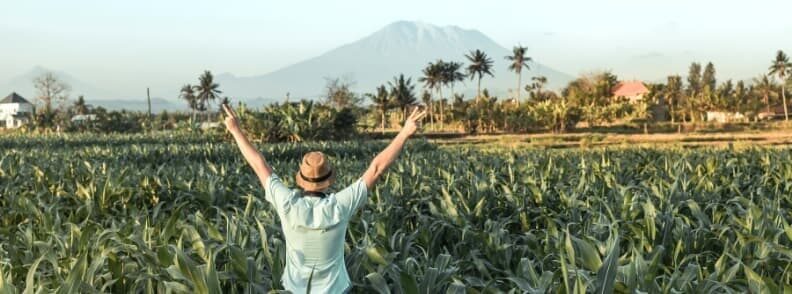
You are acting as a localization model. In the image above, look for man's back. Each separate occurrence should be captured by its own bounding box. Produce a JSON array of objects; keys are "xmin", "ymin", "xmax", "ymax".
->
[
  {"xmin": 222, "ymin": 104, "xmax": 424, "ymax": 293},
  {"xmin": 265, "ymin": 174, "xmax": 367, "ymax": 293}
]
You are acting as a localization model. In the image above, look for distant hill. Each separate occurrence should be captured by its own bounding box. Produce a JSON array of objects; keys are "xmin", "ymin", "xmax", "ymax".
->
[
  {"xmin": 2, "ymin": 21, "xmax": 574, "ymax": 110},
  {"xmin": 89, "ymin": 98, "xmax": 186, "ymax": 113},
  {"xmin": 89, "ymin": 97, "xmax": 277, "ymax": 113},
  {"xmin": 218, "ymin": 21, "xmax": 573, "ymax": 100},
  {"xmin": 0, "ymin": 66, "xmax": 120, "ymax": 101},
  {"xmin": 0, "ymin": 66, "xmax": 272, "ymax": 112}
]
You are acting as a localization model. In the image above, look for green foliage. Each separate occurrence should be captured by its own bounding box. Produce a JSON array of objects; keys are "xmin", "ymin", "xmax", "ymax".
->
[
  {"xmin": 465, "ymin": 49, "xmax": 494, "ymax": 98},
  {"xmin": 3, "ymin": 134, "xmax": 792, "ymax": 292},
  {"xmin": 324, "ymin": 78, "xmax": 362, "ymax": 110},
  {"xmin": 237, "ymin": 100, "xmax": 359, "ymax": 142},
  {"xmin": 388, "ymin": 74, "xmax": 418, "ymax": 120}
]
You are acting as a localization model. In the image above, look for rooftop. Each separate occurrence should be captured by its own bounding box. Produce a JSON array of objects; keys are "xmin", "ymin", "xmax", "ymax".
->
[
  {"xmin": 0, "ymin": 92, "xmax": 32, "ymax": 104},
  {"xmin": 612, "ymin": 81, "xmax": 649, "ymax": 97}
]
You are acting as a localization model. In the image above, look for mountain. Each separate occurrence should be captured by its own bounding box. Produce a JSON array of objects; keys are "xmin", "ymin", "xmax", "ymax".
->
[
  {"xmin": 2, "ymin": 22, "xmax": 573, "ymax": 110},
  {"xmin": 90, "ymin": 98, "xmax": 188, "ymax": 113},
  {"xmin": 218, "ymin": 21, "xmax": 573, "ymax": 100},
  {"xmin": 0, "ymin": 67, "xmax": 187, "ymax": 112},
  {"xmin": 0, "ymin": 66, "xmax": 120, "ymax": 101}
]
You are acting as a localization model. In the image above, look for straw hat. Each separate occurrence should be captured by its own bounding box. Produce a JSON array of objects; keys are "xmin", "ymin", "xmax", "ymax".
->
[{"xmin": 295, "ymin": 151, "xmax": 336, "ymax": 192}]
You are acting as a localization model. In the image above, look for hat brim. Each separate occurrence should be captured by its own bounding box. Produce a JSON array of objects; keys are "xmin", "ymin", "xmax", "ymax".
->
[{"xmin": 295, "ymin": 170, "xmax": 336, "ymax": 192}]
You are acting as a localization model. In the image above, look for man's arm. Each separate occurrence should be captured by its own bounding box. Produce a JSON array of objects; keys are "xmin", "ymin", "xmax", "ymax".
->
[
  {"xmin": 223, "ymin": 104, "xmax": 273, "ymax": 187},
  {"xmin": 362, "ymin": 108, "xmax": 427, "ymax": 189}
]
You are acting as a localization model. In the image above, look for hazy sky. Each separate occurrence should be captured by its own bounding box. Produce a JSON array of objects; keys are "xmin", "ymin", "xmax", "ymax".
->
[{"xmin": 2, "ymin": 0, "xmax": 792, "ymax": 97}]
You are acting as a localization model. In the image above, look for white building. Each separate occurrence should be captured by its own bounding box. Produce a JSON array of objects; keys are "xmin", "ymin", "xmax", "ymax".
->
[
  {"xmin": 0, "ymin": 92, "xmax": 34, "ymax": 128},
  {"xmin": 706, "ymin": 111, "xmax": 746, "ymax": 123},
  {"xmin": 71, "ymin": 114, "xmax": 97, "ymax": 123}
]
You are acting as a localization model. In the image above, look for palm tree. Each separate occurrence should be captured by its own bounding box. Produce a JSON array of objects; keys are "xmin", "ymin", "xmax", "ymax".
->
[
  {"xmin": 465, "ymin": 49, "xmax": 494, "ymax": 99},
  {"xmin": 769, "ymin": 50, "xmax": 791, "ymax": 120},
  {"xmin": 441, "ymin": 61, "xmax": 464, "ymax": 130},
  {"xmin": 753, "ymin": 75, "xmax": 777, "ymax": 114},
  {"xmin": 179, "ymin": 84, "xmax": 197, "ymax": 123},
  {"xmin": 73, "ymin": 95, "xmax": 88, "ymax": 115},
  {"xmin": 388, "ymin": 74, "xmax": 417, "ymax": 121},
  {"xmin": 421, "ymin": 90, "xmax": 432, "ymax": 110},
  {"xmin": 419, "ymin": 61, "xmax": 445, "ymax": 129},
  {"xmin": 505, "ymin": 45, "xmax": 532, "ymax": 105},
  {"xmin": 193, "ymin": 70, "xmax": 222, "ymax": 121},
  {"xmin": 367, "ymin": 85, "xmax": 392, "ymax": 134}
]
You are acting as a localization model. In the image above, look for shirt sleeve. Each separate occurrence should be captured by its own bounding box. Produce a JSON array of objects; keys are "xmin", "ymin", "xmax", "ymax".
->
[
  {"xmin": 335, "ymin": 178, "xmax": 368, "ymax": 219},
  {"xmin": 264, "ymin": 174, "xmax": 292, "ymax": 210}
]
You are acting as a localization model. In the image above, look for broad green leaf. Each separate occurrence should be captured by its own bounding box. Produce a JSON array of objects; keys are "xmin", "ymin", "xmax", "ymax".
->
[{"xmin": 365, "ymin": 273, "xmax": 391, "ymax": 294}]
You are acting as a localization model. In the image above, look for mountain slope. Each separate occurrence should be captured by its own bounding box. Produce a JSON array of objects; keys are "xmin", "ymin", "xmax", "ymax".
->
[
  {"xmin": 219, "ymin": 21, "xmax": 572, "ymax": 100},
  {"xmin": 0, "ymin": 66, "xmax": 119, "ymax": 100}
]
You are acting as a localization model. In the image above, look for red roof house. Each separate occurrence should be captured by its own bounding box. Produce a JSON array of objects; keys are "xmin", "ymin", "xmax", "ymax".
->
[{"xmin": 612, "ymin": 81, "xmax": 650, "ymax": 103}]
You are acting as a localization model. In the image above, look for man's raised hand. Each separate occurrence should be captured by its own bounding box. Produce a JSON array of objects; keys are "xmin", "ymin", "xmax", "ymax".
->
[
  {"xmin": 222, "ymin": 103, "xmax": 241, "ymax": 134},
  {"xmin": 401, "ymin": 108, "xmax": 427, "ymax": 137}
]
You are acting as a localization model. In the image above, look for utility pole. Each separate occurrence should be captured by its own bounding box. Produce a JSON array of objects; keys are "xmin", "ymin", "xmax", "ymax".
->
[{"xmin": 146, "ymin": 87, "xmax": 152, "ymax": 130}]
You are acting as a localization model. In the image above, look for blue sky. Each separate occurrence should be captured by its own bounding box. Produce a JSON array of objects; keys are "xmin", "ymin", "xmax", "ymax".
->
[{"xmin": 2, "ymin": 0, "xmax": 791, "ymax": 96}]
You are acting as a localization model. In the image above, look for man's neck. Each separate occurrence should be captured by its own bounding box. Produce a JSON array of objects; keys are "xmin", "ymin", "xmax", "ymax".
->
[{"xmin": 303, "ymin": 191, "xmax": 327, "ymax": 198}]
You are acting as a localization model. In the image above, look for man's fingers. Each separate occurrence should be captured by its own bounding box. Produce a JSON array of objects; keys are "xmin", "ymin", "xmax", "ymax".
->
[
  {"xmin": 416, "ymin": 110, "xmax": 427, "ymax": 120},
  {"xmin": 411, "ymin": 110, "xmax": 426, "ymax": 120},
  {"xmin": 409, "ymin": 107, "xmax": 419, "ymax": 119},
  {"xmin": 222, "ymin": 104, "xmax": 237, "ymax": 118}
]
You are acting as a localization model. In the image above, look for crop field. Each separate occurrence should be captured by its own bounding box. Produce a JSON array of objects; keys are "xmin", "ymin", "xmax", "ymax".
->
[{"xmin": 1, "ymin": 133, "xmax": 792, "ymax": 293}]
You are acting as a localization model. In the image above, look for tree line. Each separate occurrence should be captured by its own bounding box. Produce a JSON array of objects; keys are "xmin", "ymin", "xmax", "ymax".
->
[{"xmin": 16, "ymin": 48, "xmax": 792, "ymax": 139}]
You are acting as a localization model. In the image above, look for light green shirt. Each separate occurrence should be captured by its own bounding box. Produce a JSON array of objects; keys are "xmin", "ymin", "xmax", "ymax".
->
[{"xmin": 265, "ymin": 174, "xmax": 368, "ymax": 293}]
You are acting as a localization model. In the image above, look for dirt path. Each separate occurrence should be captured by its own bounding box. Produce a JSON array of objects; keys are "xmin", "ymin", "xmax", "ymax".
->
[{"xmin": 430, "ymin": 130, "xmax": 792, "ymax": 148}]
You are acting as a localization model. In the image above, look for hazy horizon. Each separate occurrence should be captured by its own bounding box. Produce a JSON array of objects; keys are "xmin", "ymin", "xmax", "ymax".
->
[{"xmin": 2, "ymin": 0, "xmax": 792, "ymax": 100}]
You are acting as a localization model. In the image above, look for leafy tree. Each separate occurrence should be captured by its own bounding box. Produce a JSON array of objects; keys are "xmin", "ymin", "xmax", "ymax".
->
[
  {"xmin": 324, "ymin": 78, "xmax": 361, "ymax": 110},
  {"xmin": 93, "ymin": 109, "xmax": 143, "ymax": 133},
  {"xmin": 752, "ymin": 75, "xmax": 778, "ymax": 114},
  {"xmin": 702, "ymin": 62, "xmax": 717, "ymax": 92},
  {"xmin": 715, "ymin": 80, "xmax": 734, "ymax": 111},
  {"xmin": 157, "ymin": 110, "xmax": 176, "ymax": 130},
  {"xmin": 421, "ymin": 90, "xmax": 432, "ymax": 113},
  {"xmin": 685, "ymin": 62, "xmax": 702, "ymax": 123},
  {"xmin": 389, "ymin": 74, "xmax": 417, "ymax": 121},
  {"xmin": 769, "ymin": 50, "xmax": 791, "ymax": 120},
  {"xmin": 526, "ymin": 76, "xmax": 550, "ymax": 101},
  {"xmin": 449, "ymin": 93, "xmax": 466, "ymax": 123},
  {"xmin": 72, "ymin": 95, "xmax": 89, "ymax": 115},
  {"xmin": 465, "ymin": 49, "xmax": 494, "ymax": 99},
  {"xmin": 633, "ymin": 100, "xmax": 653, "ymax": 134},
  {"xmin": 665, "ymin": 75, "xmax": 683, "ymax": 124},
  {"xmin": 366, "ymin": 85, "xmax": 392, "ymax": 133},
  {"xmin": 699, "ymin": 62, "xmax": 719, "ymax": 116},
  {"xmin": 562, "ymin": 71, "xmax": 618, "ymax": 127},
  {"xmin": 731, "ymin": 80, "xmax": 757, "ymax": 119},
  {"xmin": 331, "ymin": 107, "xmax": 358, "ymax": 139},
  {"xmin": 505, "ymin": 45, "xmax": 532, "ymax": 105}
]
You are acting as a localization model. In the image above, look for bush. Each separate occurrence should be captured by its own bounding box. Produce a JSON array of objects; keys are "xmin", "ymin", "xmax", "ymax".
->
[{"xmin": 237, "ymin": 100, "xmax": 360, "ymax": 142}]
